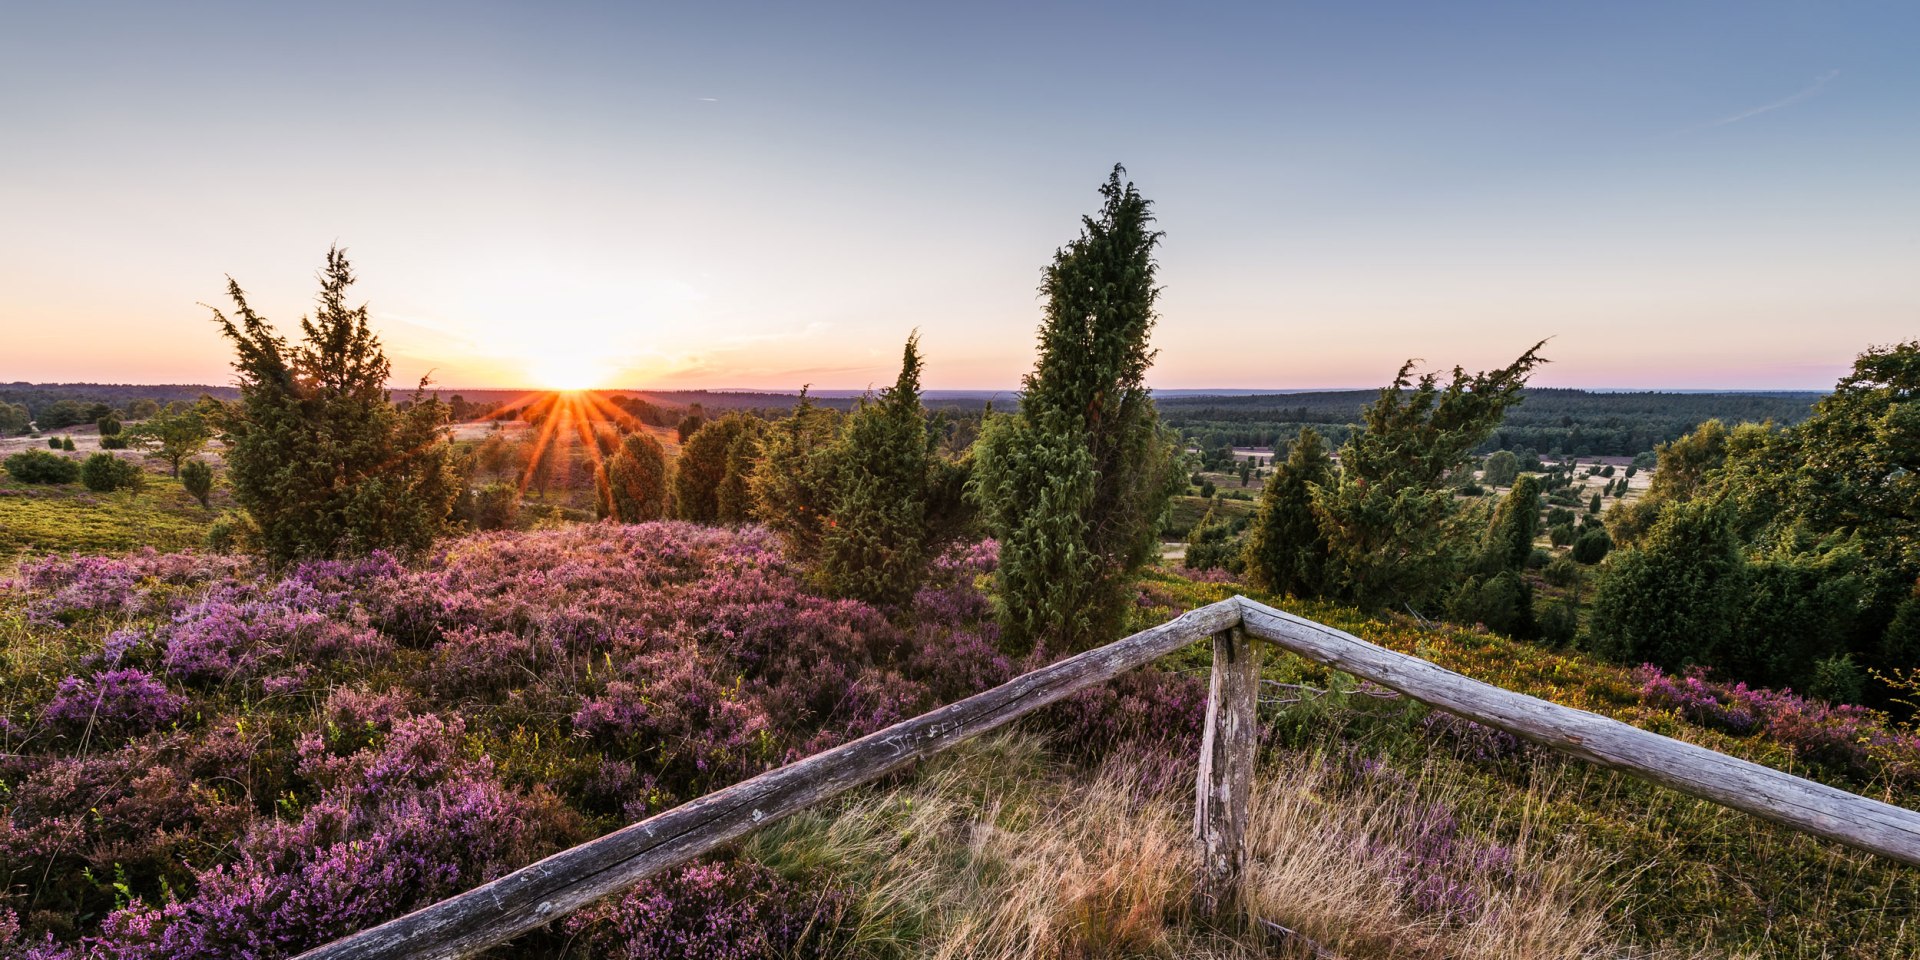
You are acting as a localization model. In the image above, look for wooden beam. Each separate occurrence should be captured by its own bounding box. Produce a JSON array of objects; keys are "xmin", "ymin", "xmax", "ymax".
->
[
  {"xmin": 1194, "ymin": 625, "xmax": 1260, "ymax": 915},
  {"xmin": 296, "ymin": 598, "xmax": 1244, "ymax": 960},
  {"xmin": 1234, "ymin": 596, "xmax": 1920, "ymax": 868}
]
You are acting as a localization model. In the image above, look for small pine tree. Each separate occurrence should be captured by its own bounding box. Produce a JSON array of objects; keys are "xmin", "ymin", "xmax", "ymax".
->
[
  {"xmin": 674, "ymin": 414, "xmax": 756, "ymax": 522},
  {"xmin": 1241, "ymin": 426, "xmax": 1334, "ymax": 597},
  {"xmin": 713, "ymin": 427, "xmax": 763, "ymax": 524},
  {"xmin": 1481, "ymin": 475, "xmax": 1542, "ymax": 573},
  {"xmin": 603, "ymin": 432, "xmax": 670, "ymax": 522},
  {"xmin": 815, "ymin": 335, "xmax": 958, "ymax": 605},
  {"xmin": 970, "ymin": 166, "xmax": 1180, "ymax": 654},
  {"xmin": 1589, "ymin": 492, "xmax": 1602, "ymax": 513},
  {"xmin": 96, "ymin": 416, "xmax": 122, "ymax": 437},
  {"xmin": 1587, "ymin": 500, "xmax": 1746, "ymax": 670},
  {"xmin": 181, "ymin": 459, "xmax": 215, "ymax": 508},
  {"xmin": 751, "ymin": 390, "xmax": 842, "ymax": 564},
  {"xmin": 61, "ymin": 436, "xmax": 75, "ymax": 452},
  {"xmin": 210, "ymin": 247, "xmax": 457, "ymax": 561},
  {"xmin": 1312, "ymin": 344, "xmax": 1547, "ymax": 611}
]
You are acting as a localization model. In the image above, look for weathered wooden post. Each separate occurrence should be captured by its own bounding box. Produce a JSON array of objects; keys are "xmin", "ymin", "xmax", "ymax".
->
[{"xmin": 1194, "ymin": 624, "xmax": 1259, "ymax": 917}]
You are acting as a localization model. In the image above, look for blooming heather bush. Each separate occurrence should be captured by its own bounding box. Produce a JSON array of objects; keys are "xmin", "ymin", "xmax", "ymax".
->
[
  {"xmin": 41, "ymin": 669, "xmax": 185, "ymax": 738},
  {"xmin": 1635, "ymin": 665, "xmax": 1920, "ymax": 782},
  {"xmin": 561, "ymin": 860, "xmax": 846, "ymax": 960}
]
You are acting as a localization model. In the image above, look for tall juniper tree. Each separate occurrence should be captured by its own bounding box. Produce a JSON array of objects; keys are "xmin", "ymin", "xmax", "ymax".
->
[
  {"xmin": 971, "ymin": 166, "xmax": 1180, "ymax": 654},
  {"xmin": 210, "ymin": 247, "xmax": 456, "ymax": 562}
]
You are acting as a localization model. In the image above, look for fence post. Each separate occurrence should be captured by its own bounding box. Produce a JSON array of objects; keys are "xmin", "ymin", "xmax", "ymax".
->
[{"xmin": 1194, "ymin": 624, "xmax": 1259, "ymax": 917}]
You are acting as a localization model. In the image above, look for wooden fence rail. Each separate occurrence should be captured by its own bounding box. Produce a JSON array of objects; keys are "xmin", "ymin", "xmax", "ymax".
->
[{"xmin": 298, "ymin": 596, "xmax": 1920, "ymax": 960}]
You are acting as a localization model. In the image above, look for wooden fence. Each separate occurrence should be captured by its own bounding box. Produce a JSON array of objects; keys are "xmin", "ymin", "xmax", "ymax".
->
[{"xmin": 298, "ymin": 596, "xmax": 1920, "ymax": 960}]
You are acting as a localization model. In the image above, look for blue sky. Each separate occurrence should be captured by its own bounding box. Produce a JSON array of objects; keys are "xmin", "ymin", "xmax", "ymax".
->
[{"xmin": 1, "ymin": 1, "xmax": 1914, "ymax": 390}]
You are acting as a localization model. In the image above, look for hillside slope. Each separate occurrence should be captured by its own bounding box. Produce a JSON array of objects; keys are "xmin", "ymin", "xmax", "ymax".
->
[{"xmin": 0, "ymin": 525, "xmax": 1913, "ymax": 957}]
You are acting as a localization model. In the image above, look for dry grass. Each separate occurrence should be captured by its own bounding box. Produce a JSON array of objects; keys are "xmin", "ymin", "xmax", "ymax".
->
[{"xmin": 749, "ymin": 734, "xmax": 1708, "ymax": 960}]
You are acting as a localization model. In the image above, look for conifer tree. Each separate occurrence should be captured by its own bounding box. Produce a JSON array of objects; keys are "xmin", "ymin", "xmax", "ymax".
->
[
  {"xmin": 816, "ymin": 335, "xmax": 951, "ymax": 605},
  {"xmin": 209, "ymin": 247, "xmax": 456, "ymax": 562},
  {"xmin": 713, "ymin": 427, "xmax": 763, "ymax": 524},
  {"xmin": 181, "ymin": 459, "xmax": 215, "ymax": 508},
  {"xmin": 751, "ymin": 390, "xmax": 842, "ymax": 564},
  {"xmin": 1588, "ymin": 500, "xmax": 1747, "ymax": 669},
  {"xmin": 603, "ymin": 431, "xmax": 670, "ymax": 522},
  {"xmin": 1241, "ymin": 427, "xmax": 1334, "ymax": 596},
  {"xmin": 1481, "ymin": 474, "xmax": 1542, "ymax": 573},
  {"xmin": 971, "ymin": 166, "xmax": 1179, "ymax": 653},
  {"xmin": 674, "ymin": 413, "xmax": 756, "ymax": 522},
  {"xmin": 1311, "ymin": 344, "xmax": 1546, "ymax": 611}
]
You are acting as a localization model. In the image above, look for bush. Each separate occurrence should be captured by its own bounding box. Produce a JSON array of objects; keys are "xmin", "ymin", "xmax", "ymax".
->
[
  {"xmin": 1481, "ymin": 449, "xmax": 1519, "ymax": 487},
  {"xmin": 99, "ymin": 434, "xmax": 129, "ymax": 449},
  {"xmin": 1587, "ymin": 501, "xmax": 1745, "ymax": 670},
  {"xmin": 1571, "ymin": 528, "xmax": 1612, "ymax": 564},
  {"xmin": 1548, "ymin": 522, "xmax": 1575, "ymax": 547},
  {"xmin": 181, "ymin": 459, "xmax": 215, "ymax": 507},
  {"xmin": 456, "ymin": 481, "xmax": 519, "ymax": 530},
  {"xmin": 1446, "ymin": 570, "xmax": 1536, "ymax": 640},
  {"xmin": 80, "ymin": 452, "xmax": 145, "ymax": 492},
  {"xmin": 1537, "ymin": 599, "xmax": 1579, "ymax": 646},
  {"xmin": 1542, "ymin": 555, "xmax": 1580, "ymax": 587},
  {"xmin": 5, "ymin": 449, "xmax": 80, "ymax": 484},
  {"xmin": 97, "ymin": 415, "xmax": 122, "ymax": 436},
  {"xmin": 48, "ymin": 436, "xmax": 62, "ymax": 449},
  {"xmin": 604, "ymin": 432, "xmax": 670, "ymax": 522},
  {"xmin": 62, "ymin": 436, "xmax": 76, "ymax": 451}
]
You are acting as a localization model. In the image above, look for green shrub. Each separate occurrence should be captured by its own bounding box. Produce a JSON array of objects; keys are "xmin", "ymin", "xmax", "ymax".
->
[
  {"xmin": 48, "ymin": 436, "xmax": 61, "ymax": 449},
  {"xmin": 79, "ymin": 452, "xmax": 144, "ymax": 492},
  {"xmin": 1586, "ymin": 501, "xmax": 1745, "ymax": 670},
  {"xmin": 61, "ymin": 436, "xmax": 75, "ymax": 451},
  {"xmin": 1571, "ymin": 527, "xmax": 1612, "ymax": 564},
  {"xmin": 1808, "ymin": 654, "xmax": 1865, "ymax": 705},
  {"xmin": 211, "ymin": 248, "xmax": 457, "ymax": 561},
  {"xmin": 604, "ymin": 432, "xmax": 670, "ymax": 522},
  {"xmin": 456, "ymin": 481, "xmax": 520, "ymax": 530},
  {"xmin": 98, "ymin": 434, "xmax": 129, "ymax": 450},
  {"xmin": 204, "ymin": 512, "xmax": 254, "ymax": 553},
  {"xmin": 5, "ymin": 449, "xmax": 80, "ymax": 484},
  {"xmin": 673, "ymin": 413, "xmax": 756, "ymax": 522},
  {"xmin": 180, "ymin": 459, "xmax": 216, "ymax": 508},
  {"xmin": 1543, "ymin": 555, "xmax": 1581, "ymax": 588},
  {"xmin": 1446, "ymin": 570, "xmax": 1536, "ymax": 640},
  {"xmin": 96, "ymin": 415, "xmax": 122, "ymax": 436},
  {"xmin": 1537, "ymin": 599, "xmax": 1579, "ymax": 645},
  {"xmin": 1548, "ymin": 522, "xmax": 1575, "ymax": 547}
]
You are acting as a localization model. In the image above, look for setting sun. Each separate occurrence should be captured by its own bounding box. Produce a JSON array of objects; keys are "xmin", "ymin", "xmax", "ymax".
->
[{"xmin": 526, "ymin": 354, "xmax": 607, "ymax": 392}]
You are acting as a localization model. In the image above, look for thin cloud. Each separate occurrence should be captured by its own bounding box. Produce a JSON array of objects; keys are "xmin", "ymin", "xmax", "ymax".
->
[{"xmin": 1710, "ymin": 70, "xmax": 1839, "ymax": 126}]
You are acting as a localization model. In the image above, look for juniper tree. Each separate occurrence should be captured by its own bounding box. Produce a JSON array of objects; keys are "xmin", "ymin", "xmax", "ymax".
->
[
  {"xmin": 603, "ymin": 431, "xmax": 670, "ymax": 522},
  {"xmin": 751, "ymin": 390, "xmax": 842, "ymax": 565},
  {"xmin": 1481, "ymin": 474, "xmax": 1542, "ymax": 574},
  {"xmin": 180, "ymin": 459, "xmax": 215, "ymax": 508},
  {"xmin": 971, "ymin": 166, "xmax": 1180, "ymax": 653},
  {"xmin": 713, "ymin": 427, "xmax": 762, "ymax": 524},
  {"xmin": 674, "ymin": 413, "xmax": 756, "ymax": 522},
  {"xmin": 1311, "ymin": 344, "xmax": 1546, "ymax": 612},
  {"xmin": 1587, "ymin": 500, "xmax": 1747, "ymax": 670},
  {"xmin": 209, "ymin": 247, "xmax": 457, "ymax": 562},
  {"xmin": 1241, "ymin": 426, "xmax": 1334, "ymax": 597},
  {"xmin": 816, "ymin": 335, "xmax": 956, "ymax": 605}
]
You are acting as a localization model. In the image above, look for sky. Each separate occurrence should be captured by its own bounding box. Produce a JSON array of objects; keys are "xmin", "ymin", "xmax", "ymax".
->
[{"xmin": 1, "ymin": 1, "xmax": 1915, "ymax": 392}]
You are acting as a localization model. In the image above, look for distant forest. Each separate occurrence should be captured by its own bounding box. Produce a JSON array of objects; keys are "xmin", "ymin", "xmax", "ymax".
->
[
  {"xmin": 1162, "ymin": 388, "xmax": 1824, "ymax": 458},
  {"xmin": 3, "ymin": 381, "xmax": 1819, "ymax": 460}
]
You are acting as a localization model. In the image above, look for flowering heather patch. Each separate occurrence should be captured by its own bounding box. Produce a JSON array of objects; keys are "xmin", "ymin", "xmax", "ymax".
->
[
  {"xmin": 561, "ymin": 860, "xmax": 847, "ymax": 960},
  {"xmin": 0, "ymin": 523, "xmax": 1041, "ymax": 955},
  {"xmin": 41, "ymin": 669, "xmax": 185, "ymax": 738},
  {"xmin": 1635, "ymin": 665, "xmax": 1920, "ymax": 783},
  {"xmin": 14, "ymin": 549, "xmax": 247, "ymax": 626}
]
